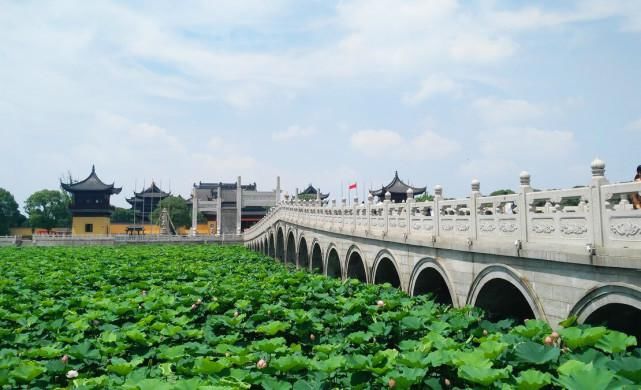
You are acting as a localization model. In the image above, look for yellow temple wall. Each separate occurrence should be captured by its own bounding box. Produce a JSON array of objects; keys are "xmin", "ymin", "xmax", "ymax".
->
[
  {"xmin": 110, "ymin": 223, "xmax": 161, "ymax": 235},
  {"xmin": 72, "ymin": 216, "xmax": 111, "ymax": 236}
]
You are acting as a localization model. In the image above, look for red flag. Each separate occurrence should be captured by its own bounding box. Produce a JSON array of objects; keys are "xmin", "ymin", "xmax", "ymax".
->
[{"xmin": 348, "ymin": 182, "xmax": 357, "ymax": 190}]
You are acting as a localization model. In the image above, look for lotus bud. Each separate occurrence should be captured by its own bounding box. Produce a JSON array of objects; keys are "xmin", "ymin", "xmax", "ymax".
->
[
  {"xmin": 444, "ymin": 378, "xmax": 451, "ymax": 386},
  {"xmin": 66, "ymin": 369, "xmax": 79, "ymax": 379},
  {"xmin": 93, "ymin": 320, "xmax": 99, "ymax": 326},
  {"xmin": 225, "ymin": 352, "xmax": 230, "ymax": 357},
  {"xmin": 388, "ymin": 378, "xmax": 396, "ymax": 388},
  {"xmin": 551, "ymin": 331, "xmax": 560, "ymax": 340},
  {"xmin": 482, "ymin": 329, "xmax": 488, "ymax": 336},
  {"xmin": 267, "ymin": 310, "xmax": 271, "ymax": 315},
  {"xmin": 310, "ymin": 334, "xmax": 316, "ymax": 341},
  {"xmin": 141, "ymin": 290, "xmax": 147, "ymax": 296},
  {"xmin": 544, "ymin": 336, "xmax": 553, "ymax": 345},
  {"xmin": 376, "ymin": 300, "xmax": 385, "ymax": 308},
  {"xmin": 61, "ymin": 354, "xmax": 69, "ymax": 364},
  {"xmin": 196, "ymin": 298, "xmax": 202, "ymax": 305},
  {"xmin": 138, "ymin": 304, "xmax": 143, "ymax": 309},
  {"xmin": 212, "ymin": 296, "xmax": 218, "ymax": 301},
  {"xmin": 257, "ymin": 358, "xmax": 267, "ymax": 369},
  {"xmin": 234, "ymin": 310, "xmax": 239, "ymax": 317},
  {"xmin": 191, "ymin": 304, "xmax": 197, "ymax": 310}
]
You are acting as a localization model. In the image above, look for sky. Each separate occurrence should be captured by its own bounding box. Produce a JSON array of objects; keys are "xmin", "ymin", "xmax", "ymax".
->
[{"xmin": 1, "ymin": 0, "xmax": 641, "ymax": 208}]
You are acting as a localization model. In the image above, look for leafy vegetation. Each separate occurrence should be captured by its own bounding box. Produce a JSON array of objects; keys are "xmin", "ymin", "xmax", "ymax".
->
[
  {"xmin": 0, "ymin": 188, "xmax": 26, "ymax": 235},
  {"xmin": 0, "ymin": 245, "xmax": 638, "ymax": 389},
  {"xmin": 23, "ymin": 189, "xmax": 71, "ymax": 231}
]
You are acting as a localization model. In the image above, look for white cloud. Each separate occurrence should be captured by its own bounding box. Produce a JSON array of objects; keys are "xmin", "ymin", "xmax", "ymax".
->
[
  {"xmin": 458, "ymin": 127, "xmax": 578, "ymax": 186},
  {"xmin": 474, "ymin": 97, "xmax": 543, "ymax": 125},
  {"xmin": 350, "ymin": 129, "xmax": 404, "ymax": 155},
  {"xmin": 625, "ymin": 118, "xmax": 641, "ymax": 132},
  {"xmin": 404, "ymin": 75, "xmax": 459, "ymax": 104},
  {"xmin": 449, "ymin": 35, "xmax": 516, "ymax": 63},
  {"xmin": 351, "ymin": 129, "xmax": 459, "ymax": 160},
  {"xmin": 272, "ymin": 125, "xmax": 316, "ymax": 141}
]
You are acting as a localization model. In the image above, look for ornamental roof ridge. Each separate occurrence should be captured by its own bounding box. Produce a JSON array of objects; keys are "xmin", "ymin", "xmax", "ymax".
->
[{"xmin": 61, "ymin": 165, "xmax": 122, "ymax": 194}]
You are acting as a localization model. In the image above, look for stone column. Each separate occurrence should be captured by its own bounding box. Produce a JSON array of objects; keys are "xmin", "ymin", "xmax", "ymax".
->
[
  {"xmin": 518, "ymin": 171, "xmax": 532, "ymax": 244},
  {"xmin": 406, "ymin": 188, "xmax": 414, "ymax": 237},
  {"xmin": 191, "ymin": 186, "xmax": 198, "ymax": 236},
  {"xmin": 384, "ymin": 191, "xmax": 391, "ymax": 236},
  {"xmin": 237, "ymin": 176, "xmax": 242, "ymax": 235},
  {"xmin": 433, "ymin": 185, "xmax": 442, "ymax": 242},
  {"xmin": 276, "ymin": 176, "xmax": 281, "ymax": 203},
  {"xmin": 470, "ymin": 179, "xmax": 480, "ymax": 241},
  {"xmin": 216, "ymin": 185, "xmax": 222, "ymax": 236},
  {"xmin": 590, "ymin": 158, "xmax": 608, "ymax": 248},
  {"xmin": 367, "ymin": 193, "xmax": 373, "ymax": 233}
]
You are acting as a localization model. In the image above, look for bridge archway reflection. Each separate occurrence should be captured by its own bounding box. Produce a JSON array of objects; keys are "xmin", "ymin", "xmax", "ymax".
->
[
  {"xmin": 373, "ymin": 256, "xmax": 401, "ymax": 288},
  {"xmin": 346, "ymin": 248, "xmax": 367, "ymax": 283},
  {"xmin": 286, "ymin": 232, "xmax": 296, "ymax": 266},
  {"xmin": 326, "ymin": 247, "xmax": 341, "ymax": 278},
  {"xmin": 298, "ymin": 237, "xmax": 309, "ymax": 269},
  {"xmin": 311, "ymin": 243, "xmax": 323, "ymax": 274}
]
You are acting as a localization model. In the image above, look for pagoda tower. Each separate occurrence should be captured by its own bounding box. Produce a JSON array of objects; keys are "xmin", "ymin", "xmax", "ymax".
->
[
  {"xmin": 370, "ymin": 171, "xmax": 426, "ymax": 203},
  {"xmin": 61, "ymin": 165, "xmax": 121, "ymax": 235},
  {"xmin": 126, "ymin": 182, "xmax": 169, "ymax": 223}
]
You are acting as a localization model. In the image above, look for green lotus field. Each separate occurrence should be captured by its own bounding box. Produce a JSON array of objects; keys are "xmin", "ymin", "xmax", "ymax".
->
[{"xmin": 0, "ymin": 245, "xmax": 639, "ymax": 389}]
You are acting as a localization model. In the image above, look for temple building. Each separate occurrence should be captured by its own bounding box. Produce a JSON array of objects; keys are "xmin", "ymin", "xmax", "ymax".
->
[
  {"xmin": 61, "ymin": 165, "xmax": 121, "ymax": 235},
  {"xmin": 189, "ymin": 176, "xmax": 280, "ymax": 235},
  {"xmin": 297, "ymin": 184, "xmax": 329, "ymax": 200},
  {"xmin": 126, "ymin": 182, "xmax": 170, "ymax": 223},
  {"xmin": 371, "ymin": 171, "xmax": 426, "ymax": 203}
]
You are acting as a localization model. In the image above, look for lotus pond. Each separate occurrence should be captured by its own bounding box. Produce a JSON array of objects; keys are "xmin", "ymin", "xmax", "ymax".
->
[{"xmin": 0, "ymin": 245, "xmax": 639, "ymax": 389}]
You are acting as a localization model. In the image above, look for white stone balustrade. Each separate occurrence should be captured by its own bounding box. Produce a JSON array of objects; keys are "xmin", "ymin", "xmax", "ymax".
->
[{"xmin": 245, "ymin": 160, "xmax": 641, "ymax": 262}]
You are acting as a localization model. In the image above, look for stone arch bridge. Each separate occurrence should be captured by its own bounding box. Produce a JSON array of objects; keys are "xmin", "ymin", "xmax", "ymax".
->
[{"xmin": 244, "ymin": 161, "xmax": 641, "ymax": 338}]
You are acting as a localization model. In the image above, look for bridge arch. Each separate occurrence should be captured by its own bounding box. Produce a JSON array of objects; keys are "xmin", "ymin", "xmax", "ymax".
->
[
  {"xmin": 372, "ymin": 250, "xmax": 401, "ymax": 289},
  {"xmin": 275, "ymin": 227, "xmax": 285, "ymax": 262},
  {"xmin": 325, "ymin": 244, "xmax": 342, "ymax": 278},
  {"xmin": 346, "ymin": 245, "xmax": 368, "ymax": 283},
  {"xmin": 286, "ymin": 230, "xmax": 297, "ymax": 266},
  {"xmin": 311, "ymin": 240, "xmax": 323, "ymax": 274},
  {"xmin": 268, "ymin": 232, "xmax": 275, "ymax": 258},
  {"xmin": 409, "ymin": 258, "xmax": 457, "ymax": 306},
  {"xmin": 570, "ymin": 283, "xmax": 641, "ymax": 340},
  {"xmin": 467, "ymin": 264, "xmax": 545, "ymax": 323},
  {"xmin": 298, "ymin": 236, "xmax": 310, "ymax": 269}
]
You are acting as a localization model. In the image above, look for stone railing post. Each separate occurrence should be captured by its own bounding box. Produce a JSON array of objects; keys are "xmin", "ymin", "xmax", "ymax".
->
[
  {"xmin": 433, "ymin": 185, "xmax": 442, "ymax": 242},
  {"xmin": 341, "ymin": 198, "xmax": 347, "ymax": 230},
  {"xmin": 518, "ymin": 171, "xmax": 532, "ymax": 244},
  {"xmin": 406, "ymin": 188, "xmax": 414, "ymax": 237},
  {"xmin": 384, "ymin": 191, "xmax": 391, "ymax": 236},
  {"xmin": 191, "ymin": 187, "xmax": 198, "ymax": 236},
  {"xmin": 590, "ymin": 158, "xmax": 608, "ymax": 248},
  {"xmin": 367, "ymin": 193, "xmax": 373, "ymax": 233},
  {"xmin": 470, "ymin": 179, "xmax": 480, "ymax": 241}
]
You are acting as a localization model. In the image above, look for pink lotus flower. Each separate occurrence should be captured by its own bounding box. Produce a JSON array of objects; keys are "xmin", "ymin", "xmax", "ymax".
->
[
  {"xmin": 61, "ymin": 354, "xmax": 69, "ymax": 364},
  {"xmin": 66, "ymin": 369, "xmax": 79, "ymax": 379},
  {"xmin": 256, "ymin": 359, "xmax": 267, "ymax": 369}
]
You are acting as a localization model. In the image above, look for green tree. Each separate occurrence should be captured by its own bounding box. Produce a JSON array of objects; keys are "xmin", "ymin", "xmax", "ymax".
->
[
  {"xmin": 414, "ymin": 192, "xmax": 434, "ymax": 202},
  {"xmin": 111, "ymin": 207, "xmax": 134, "ymax": 223},
  {"xmin": 0, "ymin": 188, "xmax": 24, "ymax": 235},
  {"xmin": 151, "ymin": 196, "xmax": 205, "ymax": 228},
  {"xmin": 24, "ymin": 190, "xmax": 71, "ymax": 232},
  {"xmin": 490, "ymin": 189, "xmax": 516, "ymax": 196}
]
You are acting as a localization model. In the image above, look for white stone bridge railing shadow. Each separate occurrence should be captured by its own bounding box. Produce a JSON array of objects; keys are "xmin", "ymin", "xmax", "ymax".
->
[{"xmin": 245, "ymin": 159, "xmax": 641, "ymax": 267}]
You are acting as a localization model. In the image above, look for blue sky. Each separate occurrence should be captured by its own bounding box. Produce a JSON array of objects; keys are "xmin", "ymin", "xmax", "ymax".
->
[{"xmin": 1, "ymin": 0, "xmax": 641, "ymax": 208}]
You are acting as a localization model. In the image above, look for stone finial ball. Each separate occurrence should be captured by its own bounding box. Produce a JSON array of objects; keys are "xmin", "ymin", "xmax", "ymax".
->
[
  {"xmin": 591, "ymin": 158, "xmax": 605, "ymax": 169},
  {"xmin": 520, "ymin": 171, "xmax": 530, "ymax": 179},
  {"xmin": 471, "ymin": 179, "xmax": 480, "ymax": 191},
  {"xmin": 406, "ymin": 188, "xmax": 413, "ymax": 195},
  {"xmin": 385, "ymin": 191, "xmax": 392, "ymax": 200},
  {"xmin": 367, "ymin": 192, "xmax": 373, "ymax": 200}
]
